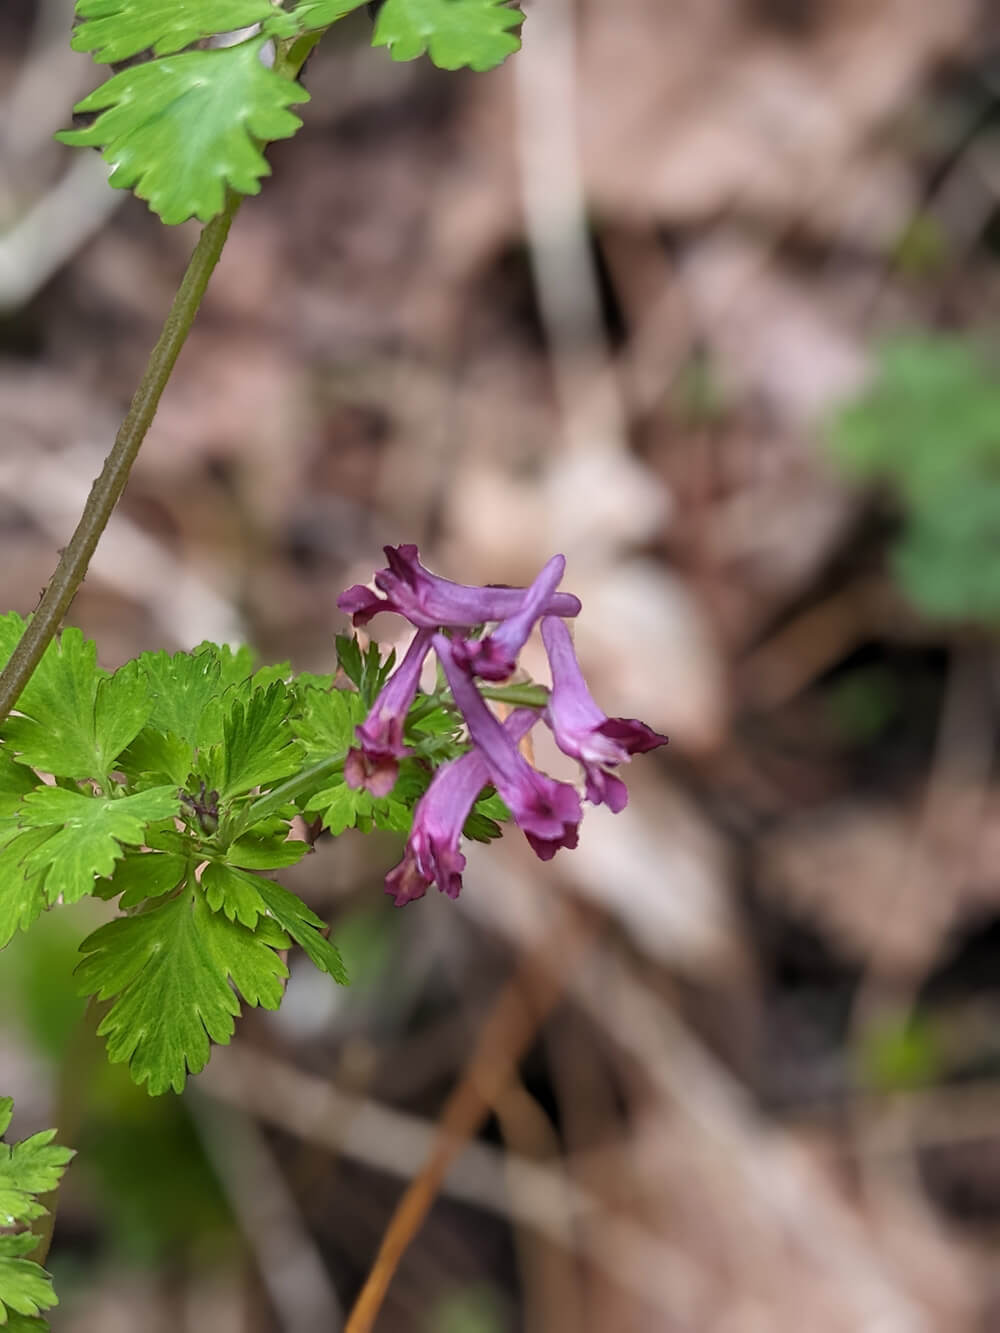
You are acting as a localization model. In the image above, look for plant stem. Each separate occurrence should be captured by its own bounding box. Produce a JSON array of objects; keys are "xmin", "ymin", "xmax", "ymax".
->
[
  {"xmin": 228, "ymin": 754, "xmax": 348, "ymax": 841},
  {"xmin": 0, "ymin": 192, "xmax": 242, "ymax": 726}
]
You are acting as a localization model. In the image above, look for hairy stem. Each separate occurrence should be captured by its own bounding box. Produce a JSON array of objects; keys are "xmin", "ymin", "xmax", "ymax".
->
[{"xmin": 0, "ymin": 192, "xmax": 242, "ymax": 725}]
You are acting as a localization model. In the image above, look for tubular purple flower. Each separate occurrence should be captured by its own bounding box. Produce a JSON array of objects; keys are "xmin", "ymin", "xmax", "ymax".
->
[
  {"xmin": 452, "ymin": 554, "xmax": 567, "ymax": 682},
  {"xmin": 385, "ymin": 710, "xmax": 538, "ymax": 906},
  {"xmin": 338, "ymin": 544, "xmax": 582, "ymax": 629},
  {"xmin": 541, "ymin": 617, "xmax": 668, "ymax": 813},
  {"xmin": 344, "ymin": 627, "xmax": 434, "ymax": 798},
  {"xmin": 435, "ymin": 635, "xmax": 581, "ymax": 860}
]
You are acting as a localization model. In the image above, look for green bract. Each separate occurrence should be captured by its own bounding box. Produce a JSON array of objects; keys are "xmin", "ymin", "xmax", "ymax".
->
[
  {"xmin": 0, "ymin": 1099, "xmax": 73, "ymax": 1329},
  {"xmin": 56, "ymin": 39, "xmax": 309, "ymax": 225},
  {"xmin": 373, "ymin": 0, "xmax": 524, "ymax": 71}
]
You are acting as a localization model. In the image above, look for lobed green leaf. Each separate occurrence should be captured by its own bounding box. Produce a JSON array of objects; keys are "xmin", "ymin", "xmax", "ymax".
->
[
  {"xmin": 18, "ymin": 786, "xmax": 182, "ymax": 905},
  {"xmin": 372, "ymin": 0, "xmax": 523, "ymax": 72},
  {"xmin": 57, "ymin": 39, "xmax": 309, "ymax": 225},
  {"xmin": 77, "ymin": 887, "xmax": 289, "ymax": 1094},
  {"xmin": 70, "ymin": 0, "xmax": 280, "ymax": 63}
]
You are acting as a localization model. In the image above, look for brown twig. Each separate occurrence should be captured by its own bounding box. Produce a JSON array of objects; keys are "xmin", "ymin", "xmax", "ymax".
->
[{"xmin": 342, "ymin": 910, "xmax": 592, "ymax": 1333}]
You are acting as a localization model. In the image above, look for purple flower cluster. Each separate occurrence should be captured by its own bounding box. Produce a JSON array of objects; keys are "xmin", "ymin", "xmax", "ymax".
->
[{"xmin": 338, "ymin": 545, "xmax": 667, "ymax": 906}]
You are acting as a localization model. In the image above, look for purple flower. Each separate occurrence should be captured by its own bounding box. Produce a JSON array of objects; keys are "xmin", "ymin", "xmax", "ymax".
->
[
  {"xmin": 385, "ymin": 710, "xmax": 537, "ymax": 906},
  {"xmin": 344, "ymin": 628, "xmax": 434, "ymax": 798},
  {"xmin": 435, "ymin": 635, "xmax": 581, "ymax": 861},
  {"xmin": 541, "ymin": 617, "xmax": 667, "ymax": 813},
  {"xmin": 339, "ymin": 544, "xmax": 581, "ymax": 630},
  {"xmin": 451, "ymin": 554, "xmax": 567, "ymax": 682}
]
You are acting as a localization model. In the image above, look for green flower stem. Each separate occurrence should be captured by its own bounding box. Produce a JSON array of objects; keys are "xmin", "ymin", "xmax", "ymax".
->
[
  {"xmin": 478, "ymin": 683, "xmax": 549, "ymax": 709},
  {"xmin": 230, "ymin": 754, "xmax": 348, "ymax": 841},
  {"xmin": 0, "ymin": 192, "xmax": 243, "ymax": 726}
]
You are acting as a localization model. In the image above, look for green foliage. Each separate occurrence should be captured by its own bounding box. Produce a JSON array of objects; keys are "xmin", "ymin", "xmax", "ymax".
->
[
  {"xmin": 373, "ymin": 0, "xmax": 523, "ymax": 71},
  {"xmin": 0, "ymin": 1099, "xmax": 73, "ymax": 1329},
  {"xmin": 59, "ymin": 0, "xmax": 524, "ymax": 224},
  {"xmin": 829, "ymin": 334, "xmax": 1000, "ymax": 622},
  {"xmin": 57, "ymin": 40, "xmax": 309, "ymax": 225},
  {"xmin": 69, "ymin": 0, "xmax": 281, "ymax": 61},
  {"xmin": 0, "ymin": 618, "xmax": 514, "ymax": 1093},
  {"xmin": 77, "ymin": 885, "xmax": 290, "ymax": 1095}
]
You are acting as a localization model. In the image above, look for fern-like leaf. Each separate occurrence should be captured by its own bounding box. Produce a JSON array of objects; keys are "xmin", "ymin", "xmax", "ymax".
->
[
  {"xmin": 56, "ymin": 38, "xmax": 309, "ymax": 224},
  {"xmin": 70, "ymin": 0, "xmax": 280, "ymax": 64},
  {"xmin": 372, "ymin": 0, "xmax": 523, "ymax": 72}
]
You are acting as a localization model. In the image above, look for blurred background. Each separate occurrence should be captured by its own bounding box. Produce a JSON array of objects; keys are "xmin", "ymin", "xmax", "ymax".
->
[{"xmin": 3, "ymin": 0, "xmax": 1000, "ymax": 1328}]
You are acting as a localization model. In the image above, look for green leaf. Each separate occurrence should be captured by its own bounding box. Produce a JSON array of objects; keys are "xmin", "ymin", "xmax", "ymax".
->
[
  {"xmin": 254, "ymin": 877, "xmax": 348, "ymax": 982},
  {"xmin": 0, "ymin": 1235, "xmax": 58, "ymax": 1324},
  {"xmin": 201, "ymin": 862, "xmax": 265, "ymax": 929},
  {"xmin": 200, "ymin": 864, "xmax": 347, "ymax": 981},
  {"xmin": 0, "ymin": 626, "xmax": 150, "ymax": 781},
  {"xmin": 0, "ymin": 1100, "xmax": 71, "ymax": 1328},
  {"xmin": 0, "ymin": 755, "xmax": 35, "ymax": 820},
  {"xmin": 99, "ymin": 850, "xmax": 188, "ymax": 908},
  {"xmin": 18, "ymin": 786, "xmax": 182, "ymax": 905},
  {"xmin": 4, "ymin": 1314, "xmax": 51, "ymax": 1332},
  {"xmin": 296, "ymin": 685, "xmax": 365, "ymax": 760},
  {"xmin": 77, "ymin": 887, "xmax": 289, "ymax": 1094},
  {"xmin": 70, "ymin": 0, "xmax": 280, "ymax": 62},
  {"xmin": 0, "ymin": 828, "xmax": 57, "ymax": 951},
  {"xmin": 57, "ymin": 39, "xmax": 309, "ymax": 225},
  {"xmin": 335, "ymin": 634, "xmax": 364, "ymax": 691},
  {"xmin": 117, "ymin": 727, "xmax": 194, "ymax": 788},
  {"xmin": 135, "ymin": 650, "xmax": 224, "ymax": 748},
  {"xmin": 829, "ymin": 335, "xmax": 1000, "ymax": 622},
  {"xmin": 372, "ymin": 0, "xmax": 523, "ymax": 71},
  {"xmin": 269, "ymin": 0, "xmax": 368, "ymax": 37},
  {"xmin": 225, "ymin": 834, "xmax": 310, "ymax": 869},
  {"xmin": 462, "ymin": 787, "xmax": 509, "ymax": 843},
  {"xmin": 306, "ymin": 759, "xmax": 429, "ymax": 836},
  {"xmin": 0, "ymin": 1129, "xmax": 74, "ymax": 1227},
  {"xmin": 214, "ymin": 681, "xmax": 301, "ymax": 799},
  {"xmin": 92, "ymin": 662, "xmax": 154, "ymax": 773}
]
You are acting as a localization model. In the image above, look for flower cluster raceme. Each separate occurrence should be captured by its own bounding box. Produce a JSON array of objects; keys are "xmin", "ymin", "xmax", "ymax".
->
[{"xmin": 338, "ymin": 545, "xmax": 667, "ymax": 906}]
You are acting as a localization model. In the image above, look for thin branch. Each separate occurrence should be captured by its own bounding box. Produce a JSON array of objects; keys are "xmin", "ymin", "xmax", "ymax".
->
[
  {"xmin": 0, "ymin": 192, "xmax": 242, "ymax": 724},
  {"xmin": 342, "ymin": 917, "xmax": 593, "ymax": 1333}
]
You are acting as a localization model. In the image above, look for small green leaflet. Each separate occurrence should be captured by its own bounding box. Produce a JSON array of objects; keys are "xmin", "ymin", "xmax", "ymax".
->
[
  {"xmin": 99, "ymin": 850, "xmax": 188, "ymax": 907},
  {"xmin": 0, "ymin": 619, "xmax": 150, "ymax": 781},
  {"xmin": 216, "ymin": 682, "xmax": 301, "ymax": 798},
  {"xmin": 277, "ymin": 0, "xmax": 369, "ymax": 32},
  {"xmin": 0, "ymin": 755, "xmax": 34, "ymax": 820},
  {"xmin": 57, "ymin": 39, "xmax": 309, "ymax": 225},
  {"xmin": 0, "ymin": 826, "xmax": 51, "ymax": 951},
  {"xmin": 372, "ymin": 0, "xmax": 523, "ymax": 71},
  {"xmin": 306, "ymin": 759, "xmax": 430, "ymax": 836},
  {"xmin": 202, "ymin": 864, "xmax": 348, "ymax": 982},
  {"xmin": 77, "ymin": 887, "xmax": 289, "ymax": 1095},
  {"xmin": 69, "ymin": 0, "xmax": 279, "ymax": 63},
  {"xmin": 0, "ymin": 1113, "xmax": 74, "ymax": 1227},
  {"xmin": 0, "ymin": 1235, "xmax": 57, "ymax": 1326},
  {"xmin": 17, "ymin": 786, "xmax": 181, "ymax": 905},
  {"xmin": 0, "ymin": 1098, "xmax": 72, "ymax": 1328}
]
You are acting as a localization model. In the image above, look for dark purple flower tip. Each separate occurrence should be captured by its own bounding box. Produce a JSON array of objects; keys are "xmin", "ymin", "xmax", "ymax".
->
[
  {"xmin": 435, "ymin": 636, "xmax": 581, "ymax": 859},
  {"xmin": 345, "ymin": 746, "xmax": 400, "ymax": 798},
  {"xmin": 540, "ymin": 617, "xmax": 667, "ymax": 812},
  {"xmin": 337, "ymin": 584, "xmax": 392, "ymax": 627},
  {"xmin": 384, "ymin": 854, "xmax": 433, "ymax": 906},
  {"xmin": 597, "ymin": 717, "xmax": 669, "ymax": 755},
  {"xmin": 344, "ymin": 544, "xmax": 581, "ymax": 631},
  {"xmin": 452, "ymin": 555, "xmax": 567, "ymax": 682}
]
